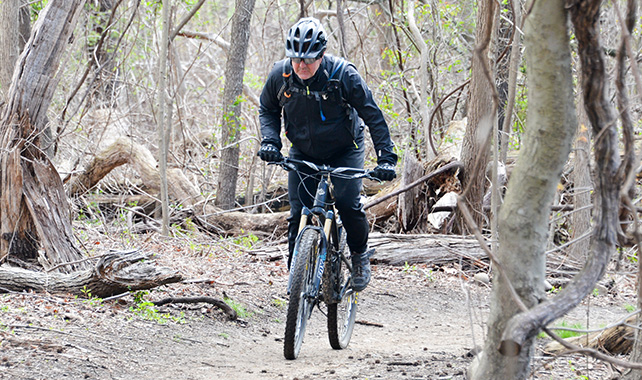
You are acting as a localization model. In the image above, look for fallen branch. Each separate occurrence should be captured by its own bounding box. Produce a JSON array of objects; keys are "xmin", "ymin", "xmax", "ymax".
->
[
  {"xmin": 0, "ymin": 250, "xmax": 182, "ymax": 297},
  {"xmin": 153, "ymin": 296, "xmax": 237, "ymax": 320},
  {"xmin": 364, "ymin": 161, "xmax": 463, "ymax": 210}
]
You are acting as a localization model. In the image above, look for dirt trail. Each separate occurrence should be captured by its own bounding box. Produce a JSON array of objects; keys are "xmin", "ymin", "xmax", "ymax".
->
[{"xmin": 0, "ymin": 241, "xmax": 634, "ymax": 380}]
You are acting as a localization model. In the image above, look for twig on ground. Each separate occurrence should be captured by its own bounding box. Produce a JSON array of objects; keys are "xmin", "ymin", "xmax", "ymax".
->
[{"xmin": 152, "ymin": 296, "xmax": 237, "ymax": 320}]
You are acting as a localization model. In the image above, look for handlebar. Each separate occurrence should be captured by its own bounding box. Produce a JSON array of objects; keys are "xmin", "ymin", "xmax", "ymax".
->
[{"xmin": 270, "ymin": 157, "xmax": 379, "ymax": 181}]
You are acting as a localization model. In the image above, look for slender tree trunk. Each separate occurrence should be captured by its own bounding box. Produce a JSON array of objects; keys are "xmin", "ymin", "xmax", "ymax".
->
[
  {"xmin": 618, "ymin": 1, "xmax": 641, "ymax": 378},
  {"xmin": 86, "ymin": 0, "xmax": 121, "ymax": 109},
  {"xmin": 215, "ymin": 0, "xmax": 256, "ymax": 209},
  {"xmin": 0, "ymin": 0, "xmax": 30, "ymax": 100},
  {"xmin": 0, "ymin": 1, "xmax": 88, "ymax": 271},
  {"xmin": 471, "ymin": 0, "xmax": 577, "ymax": 378},
  {"xmin": 569, "ymin": 89, "xmax": 591, "ymax": 262},
  {"xmin": 456, "ymin": 0, "xmax": 496, "ymax": 233},
  {"xmin": 499, "ymin": 0, "xmax": 523, "ymax": 163},
  {"xmin": 407, "ymin": 1, "xmax": 434, "ymax": 162},
  {"xmin": 157, "ymin": 0, "xmax": 171, "ymax": 235}
]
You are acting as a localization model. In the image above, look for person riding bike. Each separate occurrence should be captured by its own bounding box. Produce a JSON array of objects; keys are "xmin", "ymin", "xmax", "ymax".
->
[{"xmin": 258, "ymin": 17, "xmax": 397, "ymax": 292}]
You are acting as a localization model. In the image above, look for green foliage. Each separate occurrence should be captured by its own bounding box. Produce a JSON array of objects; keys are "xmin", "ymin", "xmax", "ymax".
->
[
  {"xmin": 224, "ymin": 298, "xmax": 252, "ymax": 319},
  {"xmin": 233, "ymin": 233, "xmax": 259, "ymax": 249},
  {"xmin": 129, "ymin": 290, "xmax": 186, "ymax": 324},
  {"xmin": 29, "ymin": 1, "xmax": 47, "ymax": 22},
  {"xmin": 402, "ymin": 261, "xmax": 417, "ymax": 273},
  {"xmin": 538, "ymin": 320, "xmax": 586, "ymax": 340},
  {"xmin": 80, "ymin": 286, "xmax": 103, "ymax": 307},
  {"xmin": 271, "ymin": 298, "xmax": 286, "ymax": 308},
  {"xmin": 624, "ymin": 304, "xmax": 636, "ymax": 313}
]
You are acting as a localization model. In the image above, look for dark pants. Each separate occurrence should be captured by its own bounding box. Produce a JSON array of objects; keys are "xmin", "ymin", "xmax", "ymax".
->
[{"xmin": 287, "ymin": 140, "xmax": 368, "ymax": 267}]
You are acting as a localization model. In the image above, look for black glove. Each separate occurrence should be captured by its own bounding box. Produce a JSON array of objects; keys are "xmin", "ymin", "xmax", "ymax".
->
[
  {"xmin": 257, "ymin": 144, "xmax": 283, "ymax": 163},
  {"xmin": 371, "ymin": 162, "xmax": 396, "ymax": 181}
]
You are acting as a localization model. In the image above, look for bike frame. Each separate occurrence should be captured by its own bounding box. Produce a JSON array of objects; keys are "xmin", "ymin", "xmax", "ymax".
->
[
  {"xmin": 283, "ymin": 158, "xmax": 364, "ymax": 300},
  {"xmin": 278, "ymin": 157, "xmax": 375, "ymax": 359},
  {"xmin": 287, "ymin": 171, "xmax": 337, "ymax": 297}
]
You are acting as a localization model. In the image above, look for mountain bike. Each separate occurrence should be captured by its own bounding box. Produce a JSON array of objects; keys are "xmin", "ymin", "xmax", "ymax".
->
[{"xmin": 272, "ymin": 157, "xmax": 377, "ymax": 360}]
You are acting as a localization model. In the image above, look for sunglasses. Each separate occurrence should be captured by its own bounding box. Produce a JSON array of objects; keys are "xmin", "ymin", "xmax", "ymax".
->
[{"xmin": 291, "ymin": 57, "xmax": 320, "ymax": 65}]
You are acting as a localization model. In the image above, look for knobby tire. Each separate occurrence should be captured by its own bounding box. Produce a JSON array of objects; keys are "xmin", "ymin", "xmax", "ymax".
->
[
  {"xmin": 326, "ymin": 228, "xmax": 357, "ymax": 349},
  {"xmin": 284, "ymin": 229, "xmax": 320, "ymax": 360}
]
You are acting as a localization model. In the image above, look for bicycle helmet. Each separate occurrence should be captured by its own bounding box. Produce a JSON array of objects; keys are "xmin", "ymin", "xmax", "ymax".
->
[{"xmin": 285, "ymin": 17, "xmax": 327, "ymax": 59}]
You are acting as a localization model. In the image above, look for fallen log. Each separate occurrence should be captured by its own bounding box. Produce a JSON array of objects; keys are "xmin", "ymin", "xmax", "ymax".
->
[
  {"xmin": 543, "ymin": 314, "xmax": 635, "ymax": 356},
  {"xmin": 251, "ymin": 232, "xmax": 486, "ymax": 267},
  {"xmin": 67, "ymin": 135, "xmax": 288, "ymax": 236},
  {"xmin": 0, "ymin": 250, "xmax": 182, "ymax": 297},
  {"xmin": 368, "ymin": 233, "xmax": 486, "ymax": 266}
]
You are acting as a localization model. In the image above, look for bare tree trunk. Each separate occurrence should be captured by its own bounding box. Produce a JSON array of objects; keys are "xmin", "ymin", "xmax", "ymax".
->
[
  {"xmin": 407, "ymin": 0, "xmax": 435, "ymax": 162},
  {"xmin": 483, "ymin": 1, "xmax": 621, "ymax": 377},
  {"xmin": 0, "ymin": 1, "xmax": 88, "ymax": 271},
  {"xmin": 471, "ymin": 0, "xmax": 577, "ymax": 378},
  {"xmin": 85, "ymin": 0, "xmax": 122, "ymax": 109},
  {"xmin": 0, "ymin": 0, "xmax": 30, "ymax": 100},
  {"xmin": 569, "ymin": 89, "xmax": 591, "ymax": 262},
  {"xmin": 455, "ymin": 0, "xmax": 496, "ymax": 233},
  {"xmin": 215, "ymin": 0, "xmax": 256, "ymax": 209},
  {"xmin": 336, "ymin": 0, "xmax": 347, "ymax": 58},
  {"xmin": 498, "ymin": 0, "xmax": 523, "ymax": 163},
  {"xmin": 157, "ymin": 0, "xmax": 171, "ymax": 235},
  {"xmin": 618, "ymin": 1, "xmax": 642, "ymax": 378}
]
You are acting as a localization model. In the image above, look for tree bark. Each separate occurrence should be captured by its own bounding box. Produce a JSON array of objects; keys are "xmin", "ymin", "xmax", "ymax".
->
[
  {"xmin": 0, "ymin": 1, "xmax": 88, "ymax": 272},
  {"xmin": 0, "ymin": 251, "xmax": 182, "ymax": 298},
  {"xmin": 488, "ymin": 0, "xmax": 620, "ymax": 377},
  {"xmin": 455, "ymin": 0, "xmax": 496, "ymax": 233},
  {"xmin": 0, "ymin": 0, "xmax": 30, "ymax": 101},
  {"xmin": 215, "ymin": 0, "xmax": 256, "ymax": 210},
  {"xmin": 498, "ymin": 0, "xmax": 523, "ymax": 163},
  {"xmin": 569, "ymin": 88, "xmax": 591, "ymax": 262},
  {"xmin": 471, "ymin": 0, "xmax": 577, "ymax": 378},
  {"xmin": 407, "ymin": 0, "xmax": 434, "ymax": 161},
  {"xmin": 157, "ymin": 0, "xmax": 171, "ymax": 235}
]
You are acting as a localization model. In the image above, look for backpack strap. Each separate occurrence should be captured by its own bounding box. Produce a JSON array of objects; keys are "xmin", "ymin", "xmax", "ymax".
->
[
  {"xmin": 277, "ymin": 56, "xmax": 350, "ymax": 107},
  {"xmin": 324, "ymin": 57, "xmax": 348, "ymax": 107},
  {"xmin": 329, "ymin": 57, "xmax": 346, "ymax": 80},
  {"xmin": 277, "ymin": 60, "xmax": 293, "ymax": 107}
]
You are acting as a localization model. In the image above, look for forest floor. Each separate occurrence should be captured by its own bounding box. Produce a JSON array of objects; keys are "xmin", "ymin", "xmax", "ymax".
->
[{"xmin": 0, "ymin": 229, "xmax": 637, "ymax": 380}]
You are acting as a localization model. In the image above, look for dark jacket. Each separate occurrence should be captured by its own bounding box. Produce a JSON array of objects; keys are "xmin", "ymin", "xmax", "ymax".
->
[{"xmin": 259, "ymin": 54, "xmax": 397, "ymax": 164}]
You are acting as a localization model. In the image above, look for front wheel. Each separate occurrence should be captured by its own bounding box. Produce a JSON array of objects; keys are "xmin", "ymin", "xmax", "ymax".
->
[{"xmin": 284, "ymin": 229, "xmax": 321, "ymax": 360}]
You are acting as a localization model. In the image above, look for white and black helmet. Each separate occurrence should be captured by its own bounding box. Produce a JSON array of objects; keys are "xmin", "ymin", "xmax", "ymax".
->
[{"xmin": 285, "ymin": 17, "xmax": 327, "ymax": 59}]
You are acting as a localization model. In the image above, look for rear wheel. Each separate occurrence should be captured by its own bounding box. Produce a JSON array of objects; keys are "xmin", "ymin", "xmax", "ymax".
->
[
  {"xmin": 327, "ymin": 280, "xmax": 357, "ymax": 349},
  {"xmin": 327, "ymin": 228, "xmax": 357, "ymax": 349},
  {"xmin": 284, "ymin": 229, "xmax": 320, "ymax": 360}
]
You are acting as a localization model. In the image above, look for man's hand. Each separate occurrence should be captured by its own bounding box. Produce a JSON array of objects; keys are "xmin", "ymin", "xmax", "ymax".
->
[
  {"xmin": 257, "ymin": 144, "xmax": 283, "ymax": 163},
  {"xmin": 371, "ymin": 163, "xmax": 396, "ymax": 181}
]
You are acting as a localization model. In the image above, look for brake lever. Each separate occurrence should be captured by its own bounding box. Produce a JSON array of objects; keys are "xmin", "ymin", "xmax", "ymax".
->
[
  {"xmin": 283, "ymin": 162, "xmax": 297, "ymax": 172},
  {"xmin": 365, "ymin": 171, "xmax": 382, "ymax": 183}
]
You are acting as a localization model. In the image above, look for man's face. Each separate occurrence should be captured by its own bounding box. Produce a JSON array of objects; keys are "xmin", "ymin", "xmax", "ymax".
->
[{"xmin": 291, "ymin": 55, "xmax": 323, "ymax": 80}]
